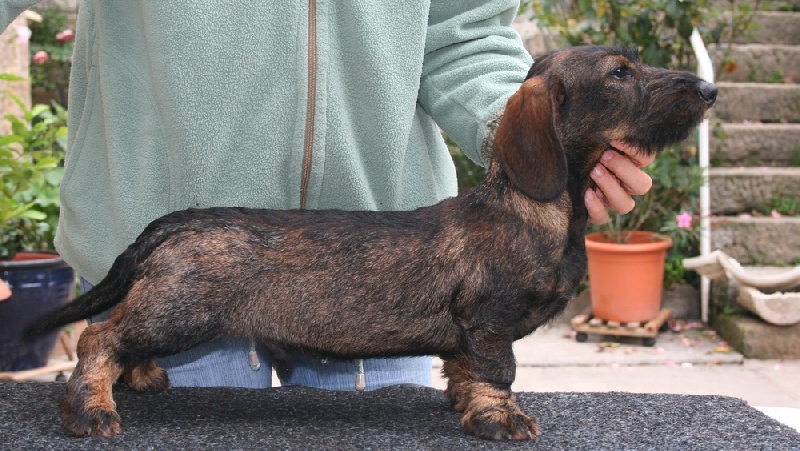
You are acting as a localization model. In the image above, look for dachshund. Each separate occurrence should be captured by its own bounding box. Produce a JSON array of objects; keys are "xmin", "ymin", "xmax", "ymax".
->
[{"xmin": 24, "ymin": 46, "xmax": 717, "ymax": 441}]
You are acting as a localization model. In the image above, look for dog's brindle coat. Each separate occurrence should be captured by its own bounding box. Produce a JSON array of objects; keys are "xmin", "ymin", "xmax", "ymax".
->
[{"xmin": 25, "ymin": 46, "xmax": 717, "ymax": 440}]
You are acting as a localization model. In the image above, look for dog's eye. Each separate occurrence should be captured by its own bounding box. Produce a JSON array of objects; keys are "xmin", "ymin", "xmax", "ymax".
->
[{"xmin": 610, "ymin": 67, "xmax": 631, "ymax": 80}]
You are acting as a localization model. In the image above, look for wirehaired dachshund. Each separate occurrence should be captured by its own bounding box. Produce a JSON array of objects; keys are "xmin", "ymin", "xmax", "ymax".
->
[{"xmin": 25, "ymin": 46, "xmax": 716, "ymax": 440}]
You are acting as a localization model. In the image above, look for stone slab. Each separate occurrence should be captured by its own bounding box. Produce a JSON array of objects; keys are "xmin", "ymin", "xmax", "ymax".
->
[
  {"xmin": 708, "ymin": 167, "xmax": 800, "ymax": 214},
  {"xmin": 0, "ymin": 15, "xmax": 31, "ymax": 135},
  {"xmin": 713, "ymin": 44, "xmax": 800, "ymax": 83},
  {"xmin": 714, "ymin": 82, "xmax": 800, "ymax": 123},
  {"xmin": 738, "ymin": 286, "xmax": 800, "ymax": 325},
  {"xmin": 506, "ymin": 322, "xmax": 742, "ymax": 368},
  {"xmin": 710, "ymin": 123, "xmax": 800, "ymax": 167},
  {"xmin": 725, "ymin": 11, "xmax": 800, "ymax": 46},
  {"xmin": 714, "ymin": 313, "xmax": 800, "ymax": 358},
  {"xmin": 710, "ymin": 216, "xmax": 800, "ymax": 266}
]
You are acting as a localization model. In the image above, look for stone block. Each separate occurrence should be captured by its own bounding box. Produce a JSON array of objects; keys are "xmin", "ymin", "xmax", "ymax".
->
[
  {"xmin": 708, "ymin": 167, "xmax": 800, "ymax": 214},
  {"xmin": 714, "ymin": 313, "xmax": 800, "ymax": 359},
  {"xmin": 1, "ymin": 15, "xmax": 31, "ymax": 135},
  {"xmin": 710, "ymin": 123, "xmax": 800, "ymax": 167},
  {"xmin": 714, "ymin": 82, "xmax": 800, "ymax": 123},
  {"xmin": 713, "ymin": 44, "xmax": 800, "ymax": 83},
  {"xmin": 710, "ymin": 216, "xmax": 800, "ymax": 266},
  {"xmin": 725, "ymin": 12, "xmax": 800, "ymax": 46}
]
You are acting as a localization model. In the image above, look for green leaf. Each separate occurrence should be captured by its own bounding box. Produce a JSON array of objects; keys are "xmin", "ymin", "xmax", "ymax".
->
[
  {"xmin": 1, "ymin": 202, "xmax": 38, "ymax": 222},
  {"xmin": 30, "ymin": 104, "xmax": 51, "ymax": 118},
  {"xmin": 0, "ymin": 73, "xmax": 26, "ymax": 82},
  {"xmin": 17, "ymin": 209, "xmax": 47, "ymax": 221},
  {"xmin": 10, "ymin": 120, "xmax": 28, "ymax": 138},
  {"xmin": 35, "ymin": 155, "xmax": 60, "ymax": 166},
  {"xmin": 44, "ymin": 167, "xmax": 64, "ymax": 186},
  {"xmin": 0, "ymin": 135, "xmax": 23, "ymax": 146},
  {"xmin": 6, "ymin": 92, "xmax": 30, "ymax": 118}
]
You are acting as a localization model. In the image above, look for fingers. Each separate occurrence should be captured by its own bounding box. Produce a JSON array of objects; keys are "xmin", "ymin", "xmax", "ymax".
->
[
  {"xmin": 589, "ymin": 160, "xmax": 635, "ymax": 214},
  {"xmin": 584, "ymin": 189, "xmax": 609, "ymax": 225},
  {"xmin": 599, "ymin": 150, "xmax": 653, "ymax": 196},
  {"xmin": 584, "ymin": 142, "xmax": 656, "ymax": 221}
]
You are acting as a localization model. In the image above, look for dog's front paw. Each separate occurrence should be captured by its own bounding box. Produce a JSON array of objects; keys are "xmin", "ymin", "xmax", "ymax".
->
[
  {"xmin": 60, "ymin": 396, "xmax": 122, "ymax": 437},
  {"xmin": 462, "ymin": 403, "xmax": 541, "ymax": 441}
]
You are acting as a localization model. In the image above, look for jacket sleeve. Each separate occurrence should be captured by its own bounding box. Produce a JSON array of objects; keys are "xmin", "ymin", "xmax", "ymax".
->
[
  {"xmin": 419, "ymin": 0, "xmax": 532, "ymax": 167},
  {"xmin": 1, "ymin": 1, "xmax": 41, "ymax": 31}
]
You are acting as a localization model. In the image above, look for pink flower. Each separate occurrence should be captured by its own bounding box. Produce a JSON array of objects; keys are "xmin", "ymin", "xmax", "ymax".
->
[
  {"xmin": 771, "ymin": 210, "xmax": 782, "ymax": 218},
  {"xmin": 55, "ymin": 29, "xmax": 74, "ymax": 43},
  {"xmin": 676, "ymin": 211, "xmax": 693, "ymax": 228},
  {"xmin": 33, "ymin": 50, "xmax": 49, "ymax": 64},
  {"xmin": 15, "ymin": 26, "xmax": 31, "ymax": 44}
]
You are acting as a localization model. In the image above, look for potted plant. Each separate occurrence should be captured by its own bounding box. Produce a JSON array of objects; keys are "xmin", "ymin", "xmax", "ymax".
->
[
  {"xmin": 1, "ymin": 74, "xmax": 74, "ymax": 371},
  {"xmin": 585, "ymin": 145, "xmax": 704, "ymax": 322}
]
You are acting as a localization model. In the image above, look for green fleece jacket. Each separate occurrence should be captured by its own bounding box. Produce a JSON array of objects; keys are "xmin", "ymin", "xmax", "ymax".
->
[{"xmin": 2, "ymin": 1, "xmax": 532, "ymax": 284}]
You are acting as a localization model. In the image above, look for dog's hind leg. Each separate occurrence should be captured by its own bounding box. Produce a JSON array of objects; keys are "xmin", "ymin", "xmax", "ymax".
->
[
  {"xmin": 61, "ymin": 321, "xmax": 125, "ymax": 437},
  {"xmin": 442, "ymin": 330, "xmax": 541, "ymax": 441},
  {"xmin": 122, "ymin": 359, "xmax": 169, "ymax": 393}
]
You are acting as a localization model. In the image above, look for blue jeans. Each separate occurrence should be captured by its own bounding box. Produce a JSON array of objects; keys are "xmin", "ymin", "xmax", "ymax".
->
[{"xmin": 80, "ymin": 279, "xmax": 432, "ymax": 390}]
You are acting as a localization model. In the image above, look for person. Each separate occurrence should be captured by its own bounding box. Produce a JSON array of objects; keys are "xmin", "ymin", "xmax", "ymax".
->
[{"xmin": 1, "ymin": 1, "xmax": 654, "ymax": 390}]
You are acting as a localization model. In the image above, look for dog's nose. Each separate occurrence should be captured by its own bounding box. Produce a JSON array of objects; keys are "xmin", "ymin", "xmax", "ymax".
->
[{"xmin": 697, "ymin": 81, "xmax": 718, "ymax": 106}]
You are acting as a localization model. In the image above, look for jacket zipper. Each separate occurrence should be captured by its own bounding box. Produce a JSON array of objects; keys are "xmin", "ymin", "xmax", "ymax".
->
[{"xmin": 300, "ymin": 0, "xmax": 317, "ymax": 210}]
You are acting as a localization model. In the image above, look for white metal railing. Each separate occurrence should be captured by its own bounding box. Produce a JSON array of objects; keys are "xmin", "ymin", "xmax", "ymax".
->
[{"xmin": 690, "ymin": 28, "xmax": 715, "ymax": 323}]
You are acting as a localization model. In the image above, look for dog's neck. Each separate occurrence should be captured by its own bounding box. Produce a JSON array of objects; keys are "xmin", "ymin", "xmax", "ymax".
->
[{"xmin": 479, "ymin": 161, "xmax": 590, "ymax": 231}]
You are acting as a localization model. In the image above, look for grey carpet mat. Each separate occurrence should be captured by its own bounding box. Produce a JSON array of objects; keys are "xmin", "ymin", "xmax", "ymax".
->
[{"xmin": 2, "ymin": 382, "xmax": 798, "ymax": 450}]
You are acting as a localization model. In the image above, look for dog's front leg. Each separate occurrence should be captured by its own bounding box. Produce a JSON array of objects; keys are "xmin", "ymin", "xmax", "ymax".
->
[{"xmin": 442, "ymin": 329, "xmax": 540, "ymax": 441}]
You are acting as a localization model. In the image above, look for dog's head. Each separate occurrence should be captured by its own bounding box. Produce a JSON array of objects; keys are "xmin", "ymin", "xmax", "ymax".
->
[{"xmin": 493, "ymin": 46, "xmax": 717, "ymax": 202}]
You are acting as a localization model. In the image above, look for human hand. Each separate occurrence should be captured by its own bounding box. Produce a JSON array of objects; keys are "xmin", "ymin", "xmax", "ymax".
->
[{"xmin": 584, "ymin": 141, "xmax": 655, "ymax": 225}]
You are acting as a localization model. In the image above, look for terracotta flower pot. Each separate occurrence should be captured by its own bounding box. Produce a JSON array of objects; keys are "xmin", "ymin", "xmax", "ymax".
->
[
  {"xmin": 0, "ymin": 252, "xmax": 74, "ymax": 371},
  {"xmin": 585, "ymin": 231, "xmax": 672, "ymax": 323}
]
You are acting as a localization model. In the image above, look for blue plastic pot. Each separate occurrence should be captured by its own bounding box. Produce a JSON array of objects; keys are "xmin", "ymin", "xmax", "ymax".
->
[{"xmin": 0, "ymin": 252, "xmax": 74, "ymax": 371}]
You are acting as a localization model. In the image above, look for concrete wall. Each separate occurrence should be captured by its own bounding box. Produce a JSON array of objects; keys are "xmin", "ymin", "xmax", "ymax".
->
[{"xmin": 1, "ymin": 15, "xmax": 31, "ymax": 134}]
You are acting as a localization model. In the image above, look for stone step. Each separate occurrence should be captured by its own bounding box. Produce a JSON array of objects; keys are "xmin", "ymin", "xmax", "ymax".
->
[
  {"xmin": 709, "ymin": 0, "xmax": 799, "ymax": 12},
  {"xmin": 713, "ymin": 82, "xmax": 800, "ymax": 123},
  {"xmin": 725, "ymin": 11, "xmax": 800, "ymax": 46},
  {"xmin": 713, "ymin": 314, "xmax": 800, "ymax": 359},
  {"xmin": 710, "ymin": 123, "xmax": 800, "ymax": 166},
  {"xmin": 708, "ymin": 167, "xmax": 800, "ymax": 214},
  {"xmin": 710, "ymin": 216, "xmax": 800, "ymax": 266},
  {"xmin": 713, "ymin": 44, "xmax": 799, "ymax": 83}
]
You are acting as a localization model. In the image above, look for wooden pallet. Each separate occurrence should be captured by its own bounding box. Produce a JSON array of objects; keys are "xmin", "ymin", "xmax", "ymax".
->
[{"xmin": 570, "ymin": 308, "xmax": 672, "ymax": 347}]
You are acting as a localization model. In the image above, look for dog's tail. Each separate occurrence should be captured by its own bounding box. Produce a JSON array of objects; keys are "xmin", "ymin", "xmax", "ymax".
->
[
  {"xmin": 22, "ymin": 211, "xmax": 194, "ymax": 341},
  {"xmin": 21, "ymin": 254, "xmax": 134, "ymax": 341}
]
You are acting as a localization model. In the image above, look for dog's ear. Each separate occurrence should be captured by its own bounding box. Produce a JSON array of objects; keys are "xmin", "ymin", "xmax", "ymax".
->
[{"xmin": 493, "ymin": 76, "xmax": 567, "ymax": 202}]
